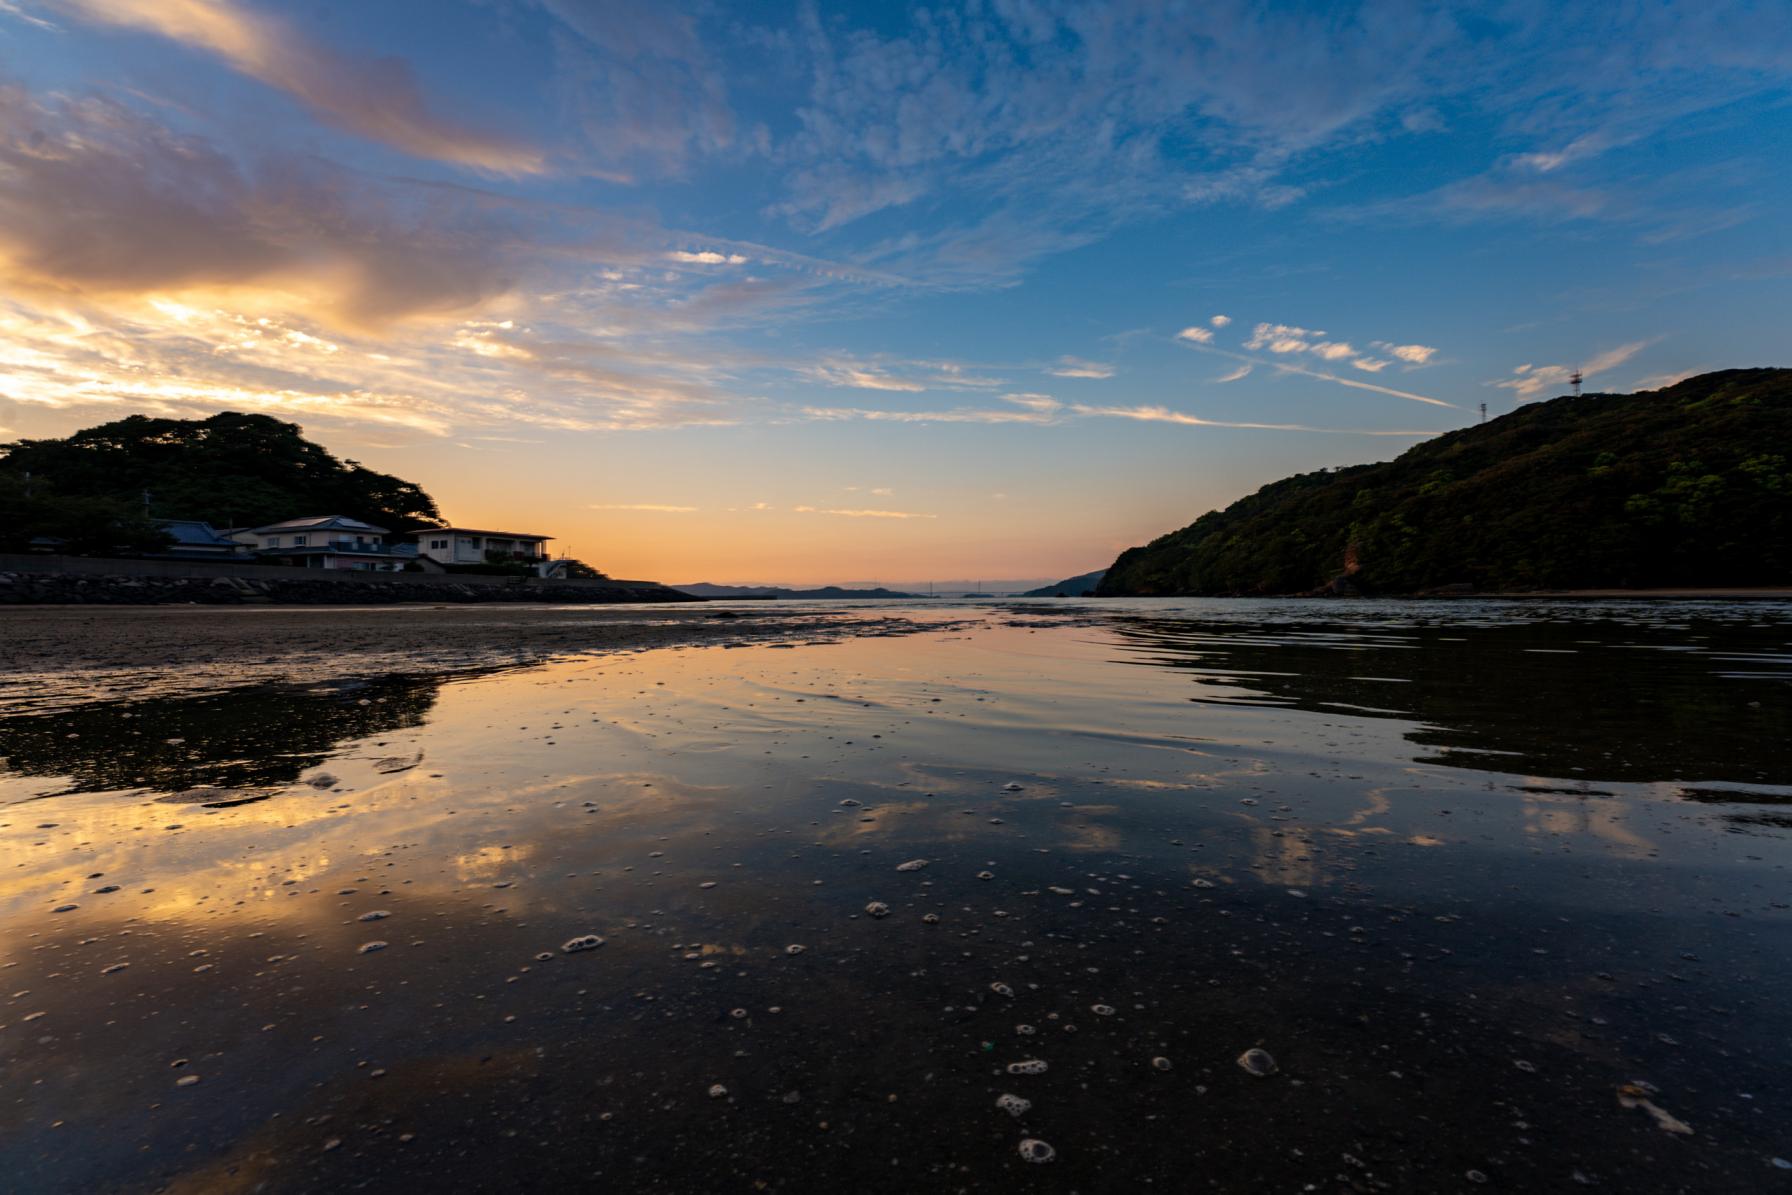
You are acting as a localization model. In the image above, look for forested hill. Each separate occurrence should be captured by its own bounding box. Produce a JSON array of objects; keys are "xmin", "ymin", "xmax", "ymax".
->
[
  {"xmin": 0, "ymin": 412, "xmax": 441, "ymax": 553},
  {"xmin": 1097, "ymin": 368, "xmax": 1792, "ymax": 596}
]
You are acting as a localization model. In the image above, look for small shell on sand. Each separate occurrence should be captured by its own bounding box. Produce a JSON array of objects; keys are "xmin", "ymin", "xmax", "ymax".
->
[
  {"xmin": 996, "ymin": 1093, "xmax": 1031, "ymax": 1117},
  {"xmin": 357, "ymin": 941, "xmax": 388, "ymax": 954},
  {"xmin": 562, "ymin": 934, "xmax": 606, "ymax": 953},
  {"xmin": 865, "ymin": 901, "xmax": 891, "ymax": 918},
  {"xmin": 785, "ymin": 944, "xmax": 807, "ymax": 955},
  {"xmin": 1237, "ymin": 1048, "xmax": 1278, "ymax": 1076},
  {"xmin": 1007, "ymin": 1059, "xmax": 1048, "ymax": 1075},
  {"xmin": 1091, "ymin": 1004, "xmax": 1116, "ymax": 1017},
  {"xmin": 1151, "ymin": 1056, "xmax": 1173, "ymax": 1071},
  {"xmin": 989, "ymin": 982, "xmax": 1015, "ymax": 998},
  {"xmin": 1018, "ymin": 1138, "xmax": 1055, "ymax": 1163},
  {"xmin": 708, "ymin": 1083, "xmax": 728, "ymax": 1099},
  {"xmin": 896, "ymin": 859, "xmax": 929, "ymax": 872},
  {"xmin": 922, "ymin": 913, "xmax": 940, "ymax": 924},
  {"xmin": 358, "ymin": 910, "xmax": 390, "ymax": 922}
]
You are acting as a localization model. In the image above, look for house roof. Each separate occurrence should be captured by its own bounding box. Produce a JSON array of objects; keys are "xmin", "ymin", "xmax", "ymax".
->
[
  {"xmin": 409, "ymin": 527, "xmax": 552, "ymax": 541},
  {"xmin": 155, "ymin": 519, "xmax": 239, "ymax": 547},
  {"xmin": 249, "ymin": 515, "xmax": 390, "ymax": 535}
]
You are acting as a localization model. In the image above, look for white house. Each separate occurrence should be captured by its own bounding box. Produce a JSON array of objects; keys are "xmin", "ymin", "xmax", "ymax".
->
[
  {"xmin": 233, "ymin": 516, "xmax": 419, "ymax": 571},
  {"xmin": 409, "ymin": 526, "xmax": 563, "ymax": 577}
]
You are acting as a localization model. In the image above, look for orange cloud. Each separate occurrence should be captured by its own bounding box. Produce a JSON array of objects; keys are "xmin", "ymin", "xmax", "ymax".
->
[{"xmin": 60, "ymin": 0, "xmax": 544, "ymax": 174}]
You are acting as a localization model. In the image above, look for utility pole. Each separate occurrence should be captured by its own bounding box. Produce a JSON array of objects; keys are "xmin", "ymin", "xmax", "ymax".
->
[
  {"xmin": 1570, "ymin": 369, "xmax": 1583, "ymax": 397},
  {"xmin": 1478, "ymin": 402, "xmax": 1487, "ymax": 425}
]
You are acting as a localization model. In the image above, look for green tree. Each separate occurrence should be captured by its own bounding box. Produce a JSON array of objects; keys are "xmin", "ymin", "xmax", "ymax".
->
[
  {"xmin": 1100, "ymin": 368, "xmax": 1792, "ymax": 595},
  {"xmin": 0, "ymin": 471, "xmax": 170, "ymax": 555},
  {"xmin": 0, "ymin": 412, "xmax": 442, "ymax": 539}
]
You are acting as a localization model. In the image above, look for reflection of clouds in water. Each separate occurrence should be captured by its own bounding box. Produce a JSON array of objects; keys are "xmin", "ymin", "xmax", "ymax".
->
[
  {"xmin": 1521, "ymin": 793, "xmax": 1655, "ymax": 860},
  {"xmin": 452, "ymin": 844, "xmax": 536, "ymax": 883},
  {"xmin": 811, "ymin": 799, "xmax": 940, "ymax": 843},
  {"xmin": 1055, "ymin": 809, "xmax": 1125, "ymax": 854},
  {"xmin": 1245, "ymin": 824, "xmax": 1323, "ymax": 889}
]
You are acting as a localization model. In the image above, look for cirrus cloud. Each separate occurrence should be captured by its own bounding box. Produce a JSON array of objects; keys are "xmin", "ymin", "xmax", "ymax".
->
[
  {"xmin": 1047, "ymin": 355, "xmax": 1115, "ymax": 379},
  {"xmin": 588, "ymin": 503, "xmax": 700, "ymax": 512},
  {"xmin": 57, "ymin": 0, "xmax": 544, "ymax": 174}
]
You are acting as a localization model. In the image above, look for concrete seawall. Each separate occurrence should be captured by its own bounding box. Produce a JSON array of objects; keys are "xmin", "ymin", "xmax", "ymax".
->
[{"xmin": 0, "ymin": 555, "xmax": 699, "ymax": 605}]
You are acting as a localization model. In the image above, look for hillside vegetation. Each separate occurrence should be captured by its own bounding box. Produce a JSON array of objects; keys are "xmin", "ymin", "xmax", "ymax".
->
[
  {"xmin": 1098, "ymin": 368, "xmax": 1792, "ymax": 595},
  {"xmin": 0, "ymin": 412, "xmax": 441, "ymax": 554}
]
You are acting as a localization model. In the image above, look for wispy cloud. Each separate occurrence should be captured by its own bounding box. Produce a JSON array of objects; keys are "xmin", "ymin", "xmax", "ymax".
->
[
  {"xmin": 1069, "ymin": 403, "xmax": 1434, "ymax": 436},
  {"xmin": 1492, "ymin": 340, "xmax": 1651, "ymax": 400},
  {"xmin": 800, "ymin": 361, "xmax": 928, "ymax": 392},
  {"xmin": 1214, "ymin": 363, "xmax": 1252, "ymax": 383},
  {"xmin": 799, "ymin": 355, "xmax": 1009, "ymax": 393},
  {"xmin": 1179, "ymin": 334, "xmax": 1456, "ymax": 409},
  {"xmin": 800, "ymin": 396, "xmax": 1439, "ymax": 437},
  {"xmin": 1372, "ymin": 341, "xmax": 1437, "ymax": 364},
  {"xmin": 802, "ymin": 405, "xmax": 1054, "ymax": 425},
  {"xmin": 1176, "ymin": 326, "xmax": 1214, "ymax": 344},
  {"xmin": 0, "ymin": 1, "xmax": 56, "ymax": 31},
  {"xmin": 1632, "ymin": 368, "xmax": 1701, "ymax": 391},
  {"xmin": 588, "ymin": 503, "xmax": 699, "ymax": 512},
  {"xmin": 792, "ymin": 506, "xmax": 936, "ymax": 519},
  {"xmin": 58, "ymin": 0, "xmax": 544, "ymax": 173},
  {"xmin": 667, "ymin": 250, "xmax": 748, "ymax": 265},
  {"xmin": 1046, "ymin": 356, "xmax": 1114, "ymax": 379}
]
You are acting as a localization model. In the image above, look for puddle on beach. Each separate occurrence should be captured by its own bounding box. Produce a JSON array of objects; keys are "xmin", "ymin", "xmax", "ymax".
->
[{"xmin": 2, "ymin": 601, "xmax": 1791, "ymax": 1191}]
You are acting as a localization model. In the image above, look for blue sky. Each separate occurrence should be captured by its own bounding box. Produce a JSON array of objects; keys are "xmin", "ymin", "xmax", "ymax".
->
[{"xmin": 0, "ymin": 1, "xmax": 1788, "ymax": 582}]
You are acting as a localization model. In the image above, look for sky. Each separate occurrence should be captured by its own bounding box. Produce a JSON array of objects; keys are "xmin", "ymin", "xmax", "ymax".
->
[{"xmin": 0, "ymin": 1, "xmax": 1788, "ymax": 585}]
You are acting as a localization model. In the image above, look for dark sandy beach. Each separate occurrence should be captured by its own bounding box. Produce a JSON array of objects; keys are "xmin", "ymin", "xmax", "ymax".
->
[
  {"xmin": 3, "ymin": 599, "xmax": 1790, "ymax": 1192},
  {"xmin": 0, "ymin": 603, "xmax": 964, "ymax": 714}
]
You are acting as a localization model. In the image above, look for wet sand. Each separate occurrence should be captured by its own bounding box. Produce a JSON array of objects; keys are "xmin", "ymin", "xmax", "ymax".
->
[
  {"xmin": 2, "ymin": 600, "xmax": 1790, "ymax": 1191},
  {"xmin": 0, "ymin": 603, "xmax": 964, "ymax": 714}
]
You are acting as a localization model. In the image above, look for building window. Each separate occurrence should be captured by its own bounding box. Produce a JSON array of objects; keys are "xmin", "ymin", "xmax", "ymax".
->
[
  {"xmin": 266, "ymin": 536, "xmax": 280, "ymax": 547},
  {"xmin": 430, "ymin": 539, "xmax": 447, "ymax": 550},
  {"xmin": 293, "ymin": 535, "xmax": 307, "ymax": 546}
]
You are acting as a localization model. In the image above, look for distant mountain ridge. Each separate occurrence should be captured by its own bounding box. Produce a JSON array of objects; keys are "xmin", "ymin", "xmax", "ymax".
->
[
  {"xmin": 1099, "ymin": 368, "xmax": 1792, "ymax": 596},
  {"xmin": 1019, "ymin": 569, "xmax": 1107, "ymax": 597},
  {"xmin": 674, "ymin": 582, "xmax": 921, "ymax": 599}
]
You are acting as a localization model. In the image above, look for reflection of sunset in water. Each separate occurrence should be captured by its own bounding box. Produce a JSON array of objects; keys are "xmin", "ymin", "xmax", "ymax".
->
[{"xmin": 3, "ymin": 609, "xmax": 1791, "ymax": 1192}]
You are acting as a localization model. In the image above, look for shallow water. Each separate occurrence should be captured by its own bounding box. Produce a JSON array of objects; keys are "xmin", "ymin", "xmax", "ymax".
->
[{"xmin": 3, "ymin": 600, "xmax": 1790, "ymax": 1191}]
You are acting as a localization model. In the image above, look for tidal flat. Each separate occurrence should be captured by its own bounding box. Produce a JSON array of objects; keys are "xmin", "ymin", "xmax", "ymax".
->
[{"xmin": 2, "ymin": 599, "xmax": 1790, "ymax": 1191}]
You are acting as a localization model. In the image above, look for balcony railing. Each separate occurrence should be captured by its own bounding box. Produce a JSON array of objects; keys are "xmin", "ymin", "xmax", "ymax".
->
[{"xmin": 260, "ymin": 541, "xmax": 402, "ymax": 556}]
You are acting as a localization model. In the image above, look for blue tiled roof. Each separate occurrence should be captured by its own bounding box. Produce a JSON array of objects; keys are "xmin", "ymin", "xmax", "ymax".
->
[{"xmin": 155, "ymin": 519, "xmax": 238, "ymax": 547}]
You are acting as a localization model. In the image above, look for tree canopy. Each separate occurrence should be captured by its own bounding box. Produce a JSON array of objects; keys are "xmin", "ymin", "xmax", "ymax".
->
[
  {"xmin": 1099, "ymin": 368, "xmax": 1792, "ymax": 596},
  {"xmin": 0, "ymin": 412, "xmax": 442, "ymax": 553}
]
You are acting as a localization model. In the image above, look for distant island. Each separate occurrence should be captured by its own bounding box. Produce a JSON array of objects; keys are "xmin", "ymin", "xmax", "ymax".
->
[
  {"xmin": 1018, "ymin": 569, "xmax": 1107, "ymax": 597},
  {"xmin": 1099, "ymin": 368, "xmax": 1792, "ymax": 596},
  {"xmin": 674, "ymin": 582, "xmax": 921, "ymax": 600}
]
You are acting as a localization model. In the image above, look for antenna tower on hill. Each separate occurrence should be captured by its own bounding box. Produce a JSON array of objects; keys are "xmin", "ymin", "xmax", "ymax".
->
[{"xmin": 1570, "ymin": 368, "xmax": 1583, "ymax": 396}]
